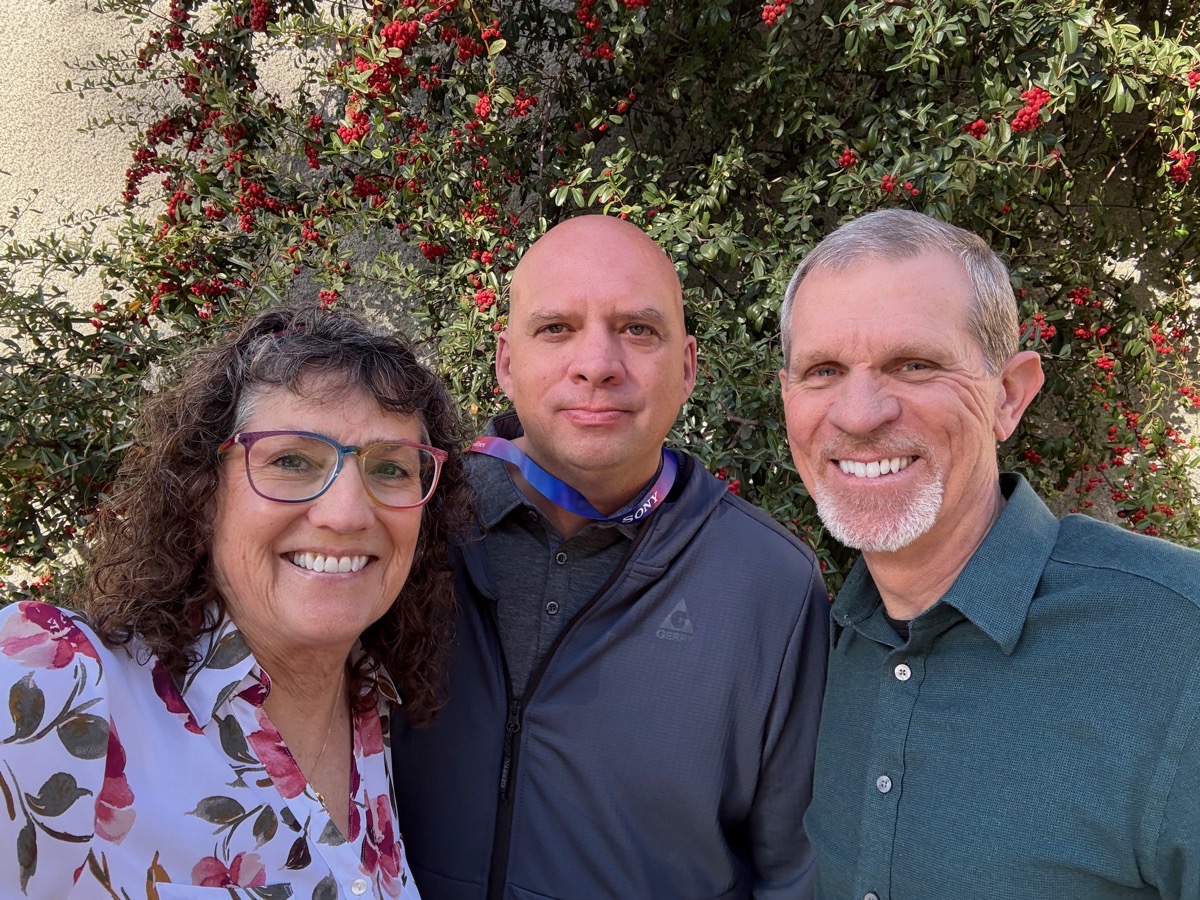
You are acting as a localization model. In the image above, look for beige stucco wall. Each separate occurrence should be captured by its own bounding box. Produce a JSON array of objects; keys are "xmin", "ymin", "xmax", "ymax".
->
[{"xmin": 0, "ymin": 0, "xmax": 131, "ymax": 248}]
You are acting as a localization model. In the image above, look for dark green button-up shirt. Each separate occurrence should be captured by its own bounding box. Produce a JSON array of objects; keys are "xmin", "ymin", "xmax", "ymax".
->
[{"xmin": 808, "ymin": 474, "xmax": 1200, "ymax": 899}]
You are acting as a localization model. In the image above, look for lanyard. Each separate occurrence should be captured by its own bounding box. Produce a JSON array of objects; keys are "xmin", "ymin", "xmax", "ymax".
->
[{"xmin": 470, "ymin": 436, "xmax": 677, "ymax": 525}]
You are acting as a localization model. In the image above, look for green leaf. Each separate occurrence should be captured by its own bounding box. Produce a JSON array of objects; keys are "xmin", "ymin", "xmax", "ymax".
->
[
  {"xmin": 7, "ymin": 674, "xmax": 45, "ymax": 742},
  {"xmin": 1062, "ymin": 19, "xmax": 1078, "ymax": 54},
  {"xmin": 487, "ymin": 38, "xmax": 507, "ymax": 56},
  {"xmin": 253, "ymin": 805, "xmax": 278, "ymax": 847},
  {"xmin": 17, "ymin": 821, "xmax": 35, "ymax": 892},
  {"xmin": 218, "ymin": 714, "xmax": 255, "ymax": 764},
  {"xmin": 189, "ymin": 795, "xmax": 247, "ymax": 826},
  {"xmin": 57, "ymin": 713, "xmax": 108, "ymax": 760},
  {"xmin": 312, "ymin": 873, "xmax": 338, "ymax": 900},
  {"xmin": 24, "ymin": 772, "xmax": 92, "ymax": 818},
  {"xmin": 317, "ymin": 817, "xmax": 345, "ymax": 846},
  {"xmin": 208, "ymin": 632, "xmax": 251, "ymax": 670}
]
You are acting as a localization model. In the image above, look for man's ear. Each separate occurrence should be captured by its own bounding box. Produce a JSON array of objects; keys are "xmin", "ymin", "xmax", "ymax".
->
[
  {"xmin": 495, "ymin": 330, "xmax": 513, "ymax": 399},
  {"xmin": 993, "ymin": 350, "xmax": 1044, "ymax": 441},
  {"xmin": 680, "ymin": 335, "xmax": 698, "ymax": 400}
]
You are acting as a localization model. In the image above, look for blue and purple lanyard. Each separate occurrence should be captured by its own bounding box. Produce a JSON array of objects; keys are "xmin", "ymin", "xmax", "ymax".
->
[{"xmin": 470, "ymin": 436, "xmax": 677, "ymax": 525}]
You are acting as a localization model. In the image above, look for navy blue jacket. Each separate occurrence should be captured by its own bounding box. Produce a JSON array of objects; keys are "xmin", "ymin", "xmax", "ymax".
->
[{"xmin": 392, "ymin": 451, "xmax": 829, "ymax": 899}]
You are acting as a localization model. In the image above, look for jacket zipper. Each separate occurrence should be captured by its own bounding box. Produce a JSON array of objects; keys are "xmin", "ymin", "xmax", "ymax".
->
[{"xmin": 484, "ymin": 519, "xmax": 659, "ymax": 900}]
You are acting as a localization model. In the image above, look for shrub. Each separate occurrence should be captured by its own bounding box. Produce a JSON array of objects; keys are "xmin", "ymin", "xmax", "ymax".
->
[{"xmin": 2, "ymin": 0, "xmax": 1198, "ymax": 596}]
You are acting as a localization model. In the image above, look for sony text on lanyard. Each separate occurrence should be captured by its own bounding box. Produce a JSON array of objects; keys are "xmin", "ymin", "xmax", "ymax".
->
[{"xmin": 469, "ymin": 436, "xmax": 677, "ymax": 524}]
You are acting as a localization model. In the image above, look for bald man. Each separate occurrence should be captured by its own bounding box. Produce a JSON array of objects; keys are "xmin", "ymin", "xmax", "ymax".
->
[{"xmin": 391, "ymin": 216, "xmax": 829, "ymax": 899}]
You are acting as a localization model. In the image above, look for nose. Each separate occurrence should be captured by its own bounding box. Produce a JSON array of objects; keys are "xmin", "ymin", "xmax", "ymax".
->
[
  {"xmin": 568, "ymin": 328, "xmax": 624, "ymax": 385},
  {"xmin": 826, "ymin": 370, "xmax": 901, "ymax": 436},
  {"xmin": 306, "ymin": 457, "xmax": 376, "ymax": 532}
]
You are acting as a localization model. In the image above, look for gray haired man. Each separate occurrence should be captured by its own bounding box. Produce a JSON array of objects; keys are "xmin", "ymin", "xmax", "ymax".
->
[{"xmin": 780, "ymin": 209, "xmax": 1200, "ymax": 900}]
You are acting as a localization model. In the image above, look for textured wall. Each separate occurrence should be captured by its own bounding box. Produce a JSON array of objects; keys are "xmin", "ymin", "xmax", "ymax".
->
[{"xmin": 0, "ymin": 0, "xmax": 131, "ymax": 244}]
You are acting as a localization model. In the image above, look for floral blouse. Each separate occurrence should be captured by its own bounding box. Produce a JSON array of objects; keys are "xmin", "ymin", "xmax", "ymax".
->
[{"xmin": 0, "ymin": 600, "xmax": 420, "ymax": 899}]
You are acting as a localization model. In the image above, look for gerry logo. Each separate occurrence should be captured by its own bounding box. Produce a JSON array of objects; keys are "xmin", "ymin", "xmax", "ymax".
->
[{"xmin": 656, "ymin": 599, "xmax": 694, "ymax": 643}]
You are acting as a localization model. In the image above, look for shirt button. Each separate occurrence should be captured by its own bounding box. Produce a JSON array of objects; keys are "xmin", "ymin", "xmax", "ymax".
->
[
  {"xmin": 350, "ymin": 879, "xmax": 368, "ymax": 895},
  {"xmin": 876, "ymin": 775, "xmax": 892, "ymax": 793},
  {"xmin": 894, "ymin": 663, "xmax": 912, "ymax": 681},
  {"xmin": 555, "ymin": 551, "xmax": 568, "ymax": 565},
  {"xmin": 864, "ymin": 893, "xmax": 880, "ymax": 900},
  {"xmin": 545, "ymin": 600, "xmax": 560, "ymax": 615}
]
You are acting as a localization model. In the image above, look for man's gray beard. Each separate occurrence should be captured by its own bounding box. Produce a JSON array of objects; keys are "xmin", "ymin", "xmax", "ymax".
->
[{"xmin": 811, "ymin": 475, "xmax": 944, "ymax": 553}]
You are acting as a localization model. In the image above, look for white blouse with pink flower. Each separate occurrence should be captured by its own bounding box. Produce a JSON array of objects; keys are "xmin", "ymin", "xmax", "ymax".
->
[{"xmin": 0, "ymin": 600, "xmax": 421, "ymax": 899}]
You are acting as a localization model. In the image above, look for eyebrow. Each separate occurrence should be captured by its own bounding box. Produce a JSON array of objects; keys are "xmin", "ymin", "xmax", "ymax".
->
[
  {"xmin": 789, "ymin": 342, "xmax": 944, "ymax": 373},
  {"xmin": 525, "ymin": 306, "xmax": 672, "ymax": 327}
]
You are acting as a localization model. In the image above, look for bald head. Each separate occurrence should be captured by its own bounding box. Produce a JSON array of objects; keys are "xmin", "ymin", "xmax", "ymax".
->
[
  {"xmin": 509, "ymin": 215, "xmax": 684, "ymax": 321},
  {"xmin": 495, "ymin": 213, "xmax": 697, "ymax": 512}
]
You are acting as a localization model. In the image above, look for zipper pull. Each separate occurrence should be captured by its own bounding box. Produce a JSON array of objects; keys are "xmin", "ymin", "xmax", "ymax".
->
[{"xmin": 498, "ymin": 698, "xmax": 522, "ymax": 799}]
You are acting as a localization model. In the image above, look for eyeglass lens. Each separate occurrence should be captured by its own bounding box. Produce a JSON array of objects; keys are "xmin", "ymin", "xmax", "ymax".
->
[{"xmin": 246, "ymin": 433, "xmax": 437, "ymax": 507}]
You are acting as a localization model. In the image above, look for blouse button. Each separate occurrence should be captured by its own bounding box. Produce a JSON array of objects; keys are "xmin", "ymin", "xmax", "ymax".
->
[{"xmin": 350, "ymin": 878, "xmax": 368, "ymax": 895}]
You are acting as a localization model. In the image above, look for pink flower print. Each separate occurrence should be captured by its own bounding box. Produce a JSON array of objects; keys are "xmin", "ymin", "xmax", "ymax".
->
[
  {"xmin": 238, "ymin": 667, "xmax": 270, "ymax": 707},
  {"xmin": 245, "ymin": 708, "xmax": 306, "ymax": 799},
  {"xmin": 94, "ymin": 721, "xmax": 136, "ymax": 843},
  {"xmin": 192, "ymin": 852, "xmax": 267, "ymax": 887},
  {"xmin": 362, "ymin": 793, "xmax": 402, "ymax": 892},
  {"xmin": 0, "ymin": 601, "xmax": 99, "ymax": 669},
  {"xmin": 354, "ymin": 704, "xmax": 385, "ymax": 757},
  {"xmin": 151, "ymin": 660, "xmax": 202, "ymax": 735}
]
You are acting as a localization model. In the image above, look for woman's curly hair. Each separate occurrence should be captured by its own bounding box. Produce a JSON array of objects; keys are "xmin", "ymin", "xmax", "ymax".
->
[{"xmin": 82, "ymin": 304, "xmax": 473, "ymax": 726}]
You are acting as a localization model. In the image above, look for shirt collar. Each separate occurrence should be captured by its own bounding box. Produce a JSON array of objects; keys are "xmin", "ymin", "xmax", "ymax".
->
[
  {"xmin": 832, "ymin": 473, "xmax": 1060, "ymax": 654},
  {"xmin": 176, "ymin": 611, "xmax": 401, "ymax": 727},
  {"xmin": 176, "ymin": 613, "xmax": 260, "ymax": 728}
]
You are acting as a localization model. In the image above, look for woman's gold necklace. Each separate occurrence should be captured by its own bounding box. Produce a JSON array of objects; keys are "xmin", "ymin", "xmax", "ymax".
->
[{"xmin": 311, "ymin": 666, "xmax": 346, "ymax": 809}]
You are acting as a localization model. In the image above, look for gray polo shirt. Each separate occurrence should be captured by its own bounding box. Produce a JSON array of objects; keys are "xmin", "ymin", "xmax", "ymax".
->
[{"xmin": 471, "ymin": 451, "xmax": 642, "ymax": 697}]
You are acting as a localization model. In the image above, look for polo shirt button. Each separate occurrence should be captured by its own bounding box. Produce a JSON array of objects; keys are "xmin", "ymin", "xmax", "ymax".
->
[
  {"xmin": 876, "ymin": 774, "xmax": 892, "ymax": 793},
  {"xmin": 350, "ymin": 879, "xmax": 368, "ymax": 895},
  {"xmin": 546, "ymin": 600, "xmax": 560, "ymax": 615},
  {"xmin": 555, "ymin": 551, "xmax": 568, "ymax": 565},
  {"xmin": 894, "ymin": 663, "xmax": 912, "ymax": 681},
  {"xmin": 864, "ymin": 893, "xmax": 880, "ymax": 900}
]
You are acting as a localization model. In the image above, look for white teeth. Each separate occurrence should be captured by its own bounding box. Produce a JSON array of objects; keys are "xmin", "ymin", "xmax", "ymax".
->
[
  {"xmin": 290, "ymin": 552, "xmax": 368, "ymax": 573},
  {"xmin": 838, "ymin": 456, "xmax": 913, "ymax": 478}
]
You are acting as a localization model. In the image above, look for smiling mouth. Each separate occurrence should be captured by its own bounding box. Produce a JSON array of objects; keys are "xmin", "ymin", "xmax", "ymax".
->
[
  {"xmin": 289, "ymin": 552, "xmax": 369, "ymax": 573},
  {"xmin": 836, "ymin": 456, "xmax": 915, "ymax": 479}
]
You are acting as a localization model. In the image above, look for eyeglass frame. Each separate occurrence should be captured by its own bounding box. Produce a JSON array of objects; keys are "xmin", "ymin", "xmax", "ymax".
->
[{"xmin": 218, "ymin": 429, "xmax": 448, "ymax": 509}]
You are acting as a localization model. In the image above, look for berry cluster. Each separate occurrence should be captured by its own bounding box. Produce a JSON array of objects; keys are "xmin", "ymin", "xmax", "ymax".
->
[
  {"xmin": 1167, "ymin": 148, "xmax": 1195, "ymax": 184},
  {"xmin": 881, "ymin": 174, "xmax": 919, "ymax": 197},
  {"xmin": 1011, "ymin": 86, "xmax": 1051, "ymax": 134},
  {"xmin": 837, "ymin": 148, "xmax": 857, "ymax": 168},
  {"xmin": 961, "ymin": 118, "xmax": 989, "ymax": 139},
  {"xmin": 762, "ymin": 0, "xmax": 792, "ymax": 24}
]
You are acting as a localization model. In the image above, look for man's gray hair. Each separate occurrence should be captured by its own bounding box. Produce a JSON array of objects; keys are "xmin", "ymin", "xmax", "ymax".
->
[{"xmin": 780, "ymin": 210, "xmax": 1019, "ymax": 374}]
